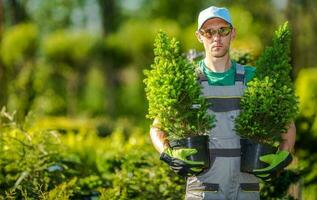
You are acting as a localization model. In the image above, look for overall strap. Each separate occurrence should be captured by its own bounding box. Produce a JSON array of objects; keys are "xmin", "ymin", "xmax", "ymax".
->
[
  {"xmin": 195, "ymin": 67, "xmax": 208, "ymax": 83},
  {"xmin": 235, "ymin": 63, "xmax": 245, "ymax": 86}
]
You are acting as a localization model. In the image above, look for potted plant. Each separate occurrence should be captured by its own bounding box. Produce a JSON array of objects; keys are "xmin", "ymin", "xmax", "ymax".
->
[
  {"xmin": 235, "ymin": 22, "xmax": 299, "ymax": 172},
  {"xmin": 143, "ymin": 31, "xmax": 215, "ymax": 169}
]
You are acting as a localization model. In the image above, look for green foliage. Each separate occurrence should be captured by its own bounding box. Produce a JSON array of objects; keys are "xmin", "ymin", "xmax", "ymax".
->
[
  {"xmin": 230, "ymin": 5, "xmax": 263, "ymax": 55},
  {"xmin": 106, "ymin": 19, "xmax": 181, "ymax": 64},
  {"xmin": 25, "ymin": 0, "xmax": 81, "ymax": 32},
  {"xmin": 98, "ymin": 145, "xmax": 185, "ymax": 200},
  {"xmin": 297, "ymin": 151, "xmax": 317, "ymax": 200},
  {"xmin": 0, "ymin": 23, "xmax": 38, "ymax": 67},
  {"xmin": 42, "ymin": 30, "xmax": 96, "ymax": 65},
  {"xmin": 236, "ymin": 76, "xmax": 298, "ymax": 145},
  {"xmin": 133, "ymin": 0, "xmax": 207, "ymax": 27},
  {"xmin": 0, "ymin": 109, "xmax": 65, "ymax": 198},
  {"xmin": 295, "ymin": 68, "xmax": 317, "ymax": 200},
  {"xmin": 40, "ymin": 31, "xmax": 107, "ymax": 116},
  {"xmin": 116, "ymin": 74, "xmax": 147, "ymax": 119},
  {"xmin": 230, "ymin": 49, "xmax": 255, "ymax": 65},
  {"xmin": 0, "ymin": 23, "xmax": 38, "ymax": 120},
  {"xmin": 0, "ymin": 110, "xmax": 185, "ymax": 199},
  {"xmin": 81, "ymin": 67, "xmax": 107, "ymax": 115},
  {"xmin": 260, "ymin": 170, "xmax": 301, "ymax": 200},
  {"xmin": 144, "ymin": 31, "xmax": 215, "ymax": 140},
  {"xmin": 40, "ymin": 178, "xmax": 77, "ymax": 200},
  {"xmin": 296, "ymin": 68, "xmax": 317, "ymax": 119},
  {"xmin": 235, "ymin": 22, "xmax": 299, "ymax": 146},
  {"xmin": 29, "ymin": 63, "xmax": 68, "ymax": 116},
  {"xmin": 255, "ymin": 22, "xmax": 292, "ymax": 83}
]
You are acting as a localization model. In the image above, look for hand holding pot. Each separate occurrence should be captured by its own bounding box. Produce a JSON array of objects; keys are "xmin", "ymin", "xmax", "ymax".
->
[
  {"xmin": 252, "ymin": 150, "xmax": 293, "ymax": 181},
  {"xmin": 160, "ymin": 148, "xmax": 205, "ymax": 177}
]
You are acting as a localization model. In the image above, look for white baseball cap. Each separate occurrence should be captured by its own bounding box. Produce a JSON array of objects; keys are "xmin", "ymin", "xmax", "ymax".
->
[{"xmin": 197, "ymin": 6, "xmax": 232, "ymax": 30}]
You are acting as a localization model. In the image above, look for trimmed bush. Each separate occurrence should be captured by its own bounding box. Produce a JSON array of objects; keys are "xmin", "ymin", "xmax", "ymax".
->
[
  {"xmin": 235, "ymin": 22, "xmax": 299, "ymax": 146},
  {"xmin": 144, "ymin": 31, "xmax": 215, "ymax": 140}
]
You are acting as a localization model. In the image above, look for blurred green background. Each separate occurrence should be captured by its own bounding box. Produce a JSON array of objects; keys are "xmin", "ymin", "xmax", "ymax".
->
[{"xmin": 0, "ymin": 0, "xmax": 316, "ymax": 199}]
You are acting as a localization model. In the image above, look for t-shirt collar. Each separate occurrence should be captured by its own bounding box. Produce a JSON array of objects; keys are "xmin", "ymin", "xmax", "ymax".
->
[{"xmin": 201, "ymin": 60, "xmax": 236, "ymax": 75}]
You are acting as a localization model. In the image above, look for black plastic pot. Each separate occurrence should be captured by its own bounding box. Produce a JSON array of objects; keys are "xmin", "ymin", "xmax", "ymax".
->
[
  {"xmin": 170, "ymin": 135, "xmax": 210, "ymax": 169},
  {"xmin": 240, "ymin": 138, "xmax": 277, "ymax": 173}
]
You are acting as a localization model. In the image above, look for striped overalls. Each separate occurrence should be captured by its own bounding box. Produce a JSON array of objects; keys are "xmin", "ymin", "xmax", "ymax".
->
[{"xmin": 185, "ymin": 64, "xmax": 260, "ymax": 200}]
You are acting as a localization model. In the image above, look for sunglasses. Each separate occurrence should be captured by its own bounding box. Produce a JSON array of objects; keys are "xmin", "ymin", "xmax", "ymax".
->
[{"xmin": 199, "ymin": 26, "xmax": 233, "ymax": 38}]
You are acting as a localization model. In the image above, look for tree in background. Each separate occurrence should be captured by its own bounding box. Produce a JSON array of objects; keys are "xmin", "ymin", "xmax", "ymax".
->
[
  {"xmin": 3, "ymin": 0, "xmax": 28, "ymax": 25},
  {"xmin": 0, "ymin": 23, "xmax": 38, "ymax": 121},
  {"xmin": 286, "ymin": 0, "xmax": 317, "ymax": 77}
]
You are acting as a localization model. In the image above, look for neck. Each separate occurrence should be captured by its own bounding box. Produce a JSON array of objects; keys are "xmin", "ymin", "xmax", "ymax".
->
[{"xmin": 204, "ymin": 54, "xmax": 232, "ymax": 72}]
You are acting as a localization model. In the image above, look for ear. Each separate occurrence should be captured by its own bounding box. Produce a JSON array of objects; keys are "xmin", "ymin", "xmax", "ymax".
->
[
  {"xmin": 195, "ymin": 31, "xmax": 203, "ymax": 43},
  {"xmin": 230, "ymin": 27, "xmax": 236, "ymax": 40}
]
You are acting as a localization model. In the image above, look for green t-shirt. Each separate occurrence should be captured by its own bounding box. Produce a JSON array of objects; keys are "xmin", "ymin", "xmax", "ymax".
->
[{"xmin": 199, "ymin": 60, "xmax": 256, "ymax": 86}]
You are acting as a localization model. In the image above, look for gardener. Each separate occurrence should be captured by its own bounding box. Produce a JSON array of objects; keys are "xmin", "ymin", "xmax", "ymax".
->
[{"xmin": 150, "ymin": 6, "xmax": 296, "ymax": 200}]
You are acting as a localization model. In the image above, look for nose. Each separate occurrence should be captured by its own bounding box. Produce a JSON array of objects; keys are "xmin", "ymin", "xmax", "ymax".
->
[{"xmin": 212, "ymin": 33, "xmax": 221, "ymax": 42}]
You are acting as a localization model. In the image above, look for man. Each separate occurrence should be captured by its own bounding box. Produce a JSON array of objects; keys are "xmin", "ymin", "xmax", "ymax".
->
[{"xmin": 150, "ymin": 6, "xmax": 296, "ymax": 200}]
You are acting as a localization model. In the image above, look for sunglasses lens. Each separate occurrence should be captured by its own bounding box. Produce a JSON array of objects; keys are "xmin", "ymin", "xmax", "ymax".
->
[
  {"xmin": 200, "ymin": 30, "xmax": 210, "ymax": 38},
  {"xmin": 219, "ymin": 27, "xmax": 232, "ymax": 36}
]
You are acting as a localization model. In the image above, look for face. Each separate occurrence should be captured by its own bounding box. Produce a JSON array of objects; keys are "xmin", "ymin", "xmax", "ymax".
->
[{"xmin": 196, "ymin": 18, "xmax": 235, "ymax": 58}]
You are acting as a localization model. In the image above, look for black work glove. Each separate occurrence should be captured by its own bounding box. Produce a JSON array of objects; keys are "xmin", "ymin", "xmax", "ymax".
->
[
  {"xmin": 160, "ymin": 148, "xmax": 205, "ymax": 177},
  {"xmin": 252, "ymin": 150, "xmax": 293, "ymax": 181}
]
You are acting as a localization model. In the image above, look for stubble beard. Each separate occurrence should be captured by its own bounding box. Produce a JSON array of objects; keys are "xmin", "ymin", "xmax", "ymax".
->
[{"xmin": 210, "ymin": 47, "xmax": 229, "ymax": 58}]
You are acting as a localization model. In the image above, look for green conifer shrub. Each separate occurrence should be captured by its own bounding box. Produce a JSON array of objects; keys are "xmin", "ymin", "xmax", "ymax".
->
[
  {"xmin": 235, "ymin": 22, "xmax": 299, "ymax": 146},
  {"xmin": 144, "ymin": 31, "xmax": 215, "ymax": 140}
]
